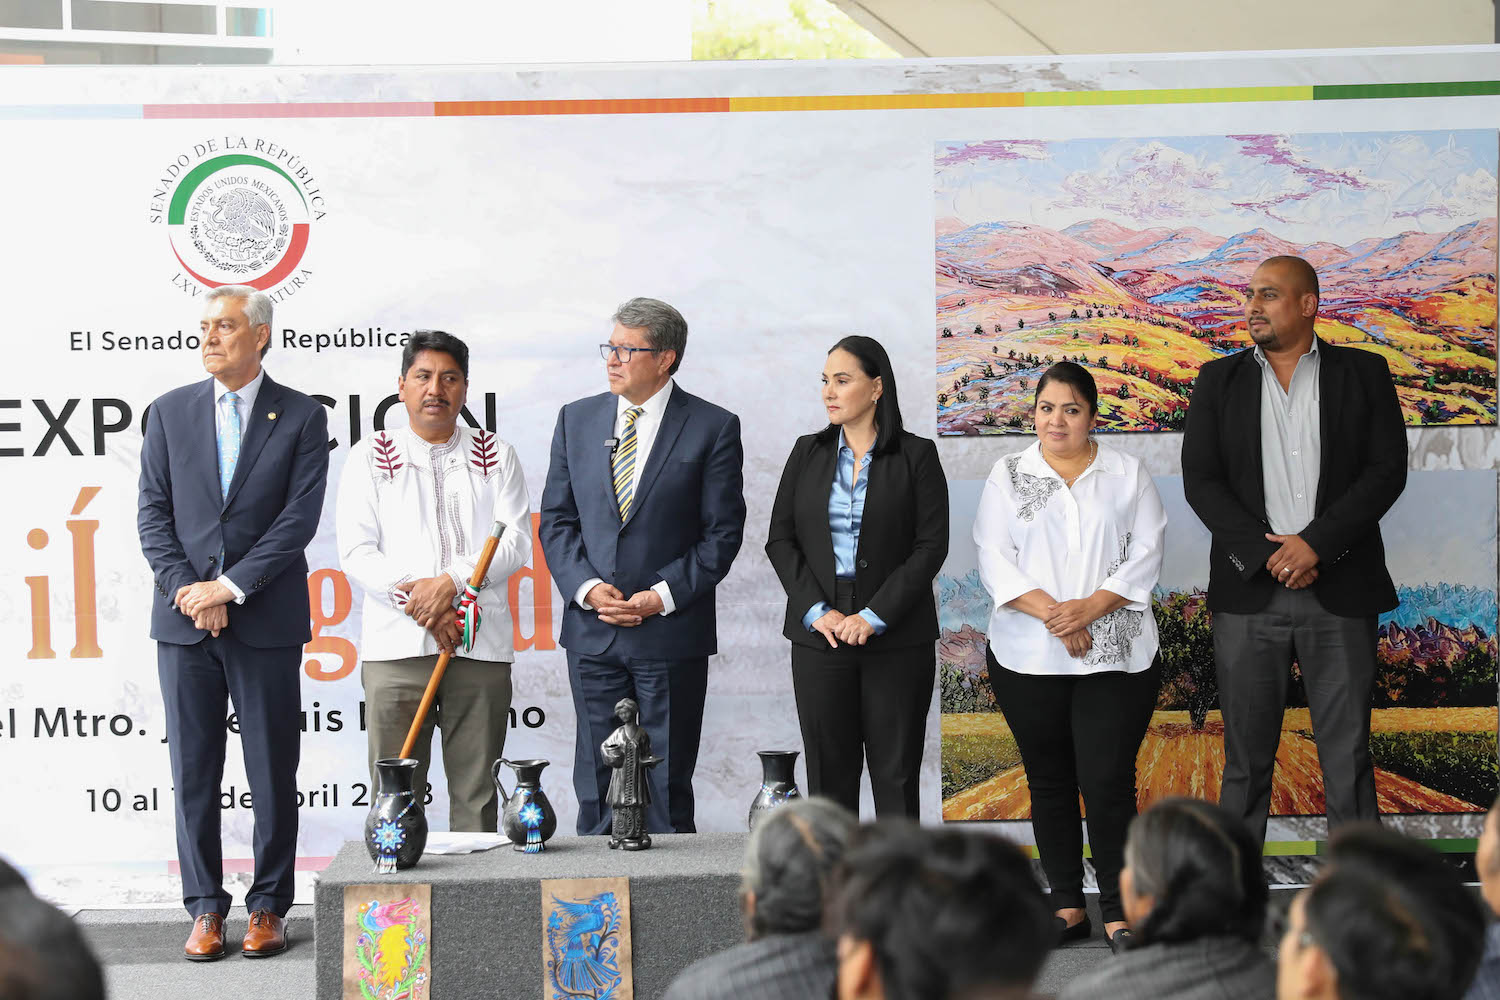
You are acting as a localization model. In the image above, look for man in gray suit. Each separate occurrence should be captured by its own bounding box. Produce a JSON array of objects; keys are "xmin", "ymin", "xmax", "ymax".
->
[{"xmin": 540, "ymin": 297, "xmax": 745, "ymax": 836}]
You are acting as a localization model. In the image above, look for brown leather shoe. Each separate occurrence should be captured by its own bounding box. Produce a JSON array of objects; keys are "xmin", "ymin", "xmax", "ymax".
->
[
  {"xmin": 184, "ymin": 913, "xmax": 226, "ymax": 961},
  {"xmin": 242, "ymin": 910, "xmax": 288, "ymax": 957}
]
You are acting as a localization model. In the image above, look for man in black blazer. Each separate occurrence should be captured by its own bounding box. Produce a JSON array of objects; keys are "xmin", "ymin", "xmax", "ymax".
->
[
  {"xmin": 1182, "ymin": 255, "xmax": 1407, "ymax": 844},
  {"xmin": 138, "ymin": 285, "xmax": 329, "ymax": 960},
  {"xmin": 540, "ymin": 297, "xmax": 745, "ymax": 836}
]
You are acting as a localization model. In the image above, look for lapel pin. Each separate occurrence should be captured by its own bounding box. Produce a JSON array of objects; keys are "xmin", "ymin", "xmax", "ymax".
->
[{"xmin": 268, "ymin": 412, "xmax": 277, "ymax": 420}]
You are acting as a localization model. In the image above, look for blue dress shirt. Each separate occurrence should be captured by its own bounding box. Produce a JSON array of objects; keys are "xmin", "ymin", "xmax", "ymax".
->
[{"xmin": 802, "ymin": 429, "xmax": 888, "ymax": 635}]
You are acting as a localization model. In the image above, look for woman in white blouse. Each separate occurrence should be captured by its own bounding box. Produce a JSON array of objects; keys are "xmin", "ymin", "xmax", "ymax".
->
[{"xmin": 973, "ymin": 362, "xmax": 1167, "ymax": 953}]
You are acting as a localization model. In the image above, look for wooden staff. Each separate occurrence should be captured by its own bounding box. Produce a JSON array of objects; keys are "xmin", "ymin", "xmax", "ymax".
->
[{"xmin": 398, "ymin": 521, "xmax": 507, "ymax": 760}]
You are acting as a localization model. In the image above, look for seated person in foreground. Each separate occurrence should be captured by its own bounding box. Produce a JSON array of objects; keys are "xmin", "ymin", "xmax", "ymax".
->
[
  {"xmin": 0, "ymin": 858, "xmax": 106, "ymax": 1000},
  {"xmin": 1059, "ymin": 797, "xmax": 1273, "ymax": 1000},
  {"xmin": 663, "ymin": 797, "xmax": 856, "ymax": 1000},
  {"xmin": 1464, "ymin": 794, "xmax": 1500, "ymax": 1000},
  {"xmin": 830, "ymin": 821, "xmax": 1052, "ymax": 1000},
  {"xmin": 1278, "ymin": 824, "xmax": 1485, "ymax": 1000}
]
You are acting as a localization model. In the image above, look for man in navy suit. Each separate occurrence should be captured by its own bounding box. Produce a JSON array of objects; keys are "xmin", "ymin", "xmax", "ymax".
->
[
  {"xmin": 138, "ymin": 285, "xmax": 329, "ymax": 960},
  {"xmin": 541, "ymin": 297, "xmax": 745, "ymax": 836}
]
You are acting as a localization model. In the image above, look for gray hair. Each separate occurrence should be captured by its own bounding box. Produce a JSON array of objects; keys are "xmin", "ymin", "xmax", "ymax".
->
[
  {"xmin": 613, "ymin": 297, "xmax": 687, "ymax": 375},
  {"xmin": 741, "ymin": 797, "xmax": 856, "ymax": 939},
  {"xmin": 206, "ymin": 284, "xmax": 273, "ymax": 357}
]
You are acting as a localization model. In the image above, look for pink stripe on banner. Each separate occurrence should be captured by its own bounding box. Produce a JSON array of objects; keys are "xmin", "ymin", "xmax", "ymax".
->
[
  {"xmin": 168, "ymin": 857, "xmax": 333, "ymax": 874},
  {"xmin": 142, "ymin": 101, "xmax": 435, "ymax": 119}
]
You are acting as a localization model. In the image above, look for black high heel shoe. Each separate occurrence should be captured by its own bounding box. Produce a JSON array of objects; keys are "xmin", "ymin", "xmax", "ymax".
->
[{"xmin": 1052, "ymin": 914, "xmax": 1092, "ymax": 946}]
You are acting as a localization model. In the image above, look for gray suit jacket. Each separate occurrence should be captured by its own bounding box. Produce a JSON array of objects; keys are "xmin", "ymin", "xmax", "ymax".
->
[
  {"xmin": 1057, "ymin": 935, "xmax": 1274, "ymax": 1000},
  {"xmin": 662, "ymin": 931, "xmax": 834, "ymax": 1000}
]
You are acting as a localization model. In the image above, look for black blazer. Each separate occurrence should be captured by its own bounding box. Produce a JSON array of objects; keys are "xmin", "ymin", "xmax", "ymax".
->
[
  {"xmin": 1181, "ymin": 338, "xmax": 1407, "ymax": 617},
  {"xmin": 765, "ymin": 429, "xmax": 949, "ymax": 650}
]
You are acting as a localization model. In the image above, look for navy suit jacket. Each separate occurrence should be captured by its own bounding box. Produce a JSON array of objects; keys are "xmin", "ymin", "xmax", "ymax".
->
[
  {"xmin": 138, "ymin": 373, "xmax": 330, "ymax": 647},
  {"xmin": 539, "ymin": 385, "xmax": 746, "ymax": 659}
]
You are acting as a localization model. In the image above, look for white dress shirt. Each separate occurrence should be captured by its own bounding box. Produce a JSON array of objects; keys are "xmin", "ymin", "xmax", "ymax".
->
[
  {"xmin": 212, "ymin": 368, "xmax": 265, "ymax": 604},
  {"xmin": 1255, "ymin": 340, "xmax": 1322, "ymax": 534},
  {"xmin": 973, "ymin": 441, "xmax": 1166, "ymax": 676},
  {"xmin": 573, "ymin": 379, "xmax": 677, "ymax": 615},
  {"xmin": 337, "ymin": 424, "xmax": 532, "ymax": 662}
]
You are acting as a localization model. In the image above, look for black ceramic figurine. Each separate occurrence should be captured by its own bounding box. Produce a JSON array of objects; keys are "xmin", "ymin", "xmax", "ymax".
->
[
  {"xmin": 494, "ymin": 757, "xmax": 558, "ymax": 853},
  {"xmin": 365, "ymin": 757, "xmax": 428, "ymax": 873},
  {"xmin": 747, "ymin": 749, "xmax": 802, "ymax": 829},
  {"xmin": 601, "ymin": 698, "xmax": 662, "ymax": 851}
]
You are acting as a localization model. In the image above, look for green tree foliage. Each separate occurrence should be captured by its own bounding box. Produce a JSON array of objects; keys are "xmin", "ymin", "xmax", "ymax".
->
[{"xmin": 693, "ymin": 0, "xmax": 897, "ymax": 60}]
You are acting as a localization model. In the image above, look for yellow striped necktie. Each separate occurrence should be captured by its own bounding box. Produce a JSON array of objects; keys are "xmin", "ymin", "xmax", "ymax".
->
[{"xmin": 612, "ymin": 406, "xmax": 644, "ymax": 518}]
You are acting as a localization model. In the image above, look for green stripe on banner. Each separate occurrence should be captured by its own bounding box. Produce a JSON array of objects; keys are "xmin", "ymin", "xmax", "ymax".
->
[
  {"xmin": 1024, "ymin": 86, "xmax": 1315, "ymax": 107},
  {"xmin": 1314, "ymin": 81, "xmax": 1500, "ymax": 100}
]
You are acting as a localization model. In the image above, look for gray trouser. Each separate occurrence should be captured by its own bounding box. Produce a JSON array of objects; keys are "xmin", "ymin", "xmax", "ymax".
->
[
  {"xmin": 1213, "ymin": 587, "xmax": 1378, "ymax": 844},
  {"xmin": 363, "ymin": 654, "xmax": 513, "ymax": 833}
]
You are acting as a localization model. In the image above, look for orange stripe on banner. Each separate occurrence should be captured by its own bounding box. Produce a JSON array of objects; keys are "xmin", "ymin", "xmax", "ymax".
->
[{"xmin": 435, "ymin": 97, "xmax": 734, "ymax": 117}]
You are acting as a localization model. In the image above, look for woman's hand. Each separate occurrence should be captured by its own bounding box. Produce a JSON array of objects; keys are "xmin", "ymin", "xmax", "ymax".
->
[
  {"xmin": 1044, "ymin": 597, "xmax": 1102, "ymax": 637},
  {"xmin": 812, "ymin": 609, "xmax": 846, "ymax": 648},
  {"xmin": 1060, "ymin": 629, "xmax": 1093, "ymax": 659},
  {"xmin": 833, "ymin": 613, "xmax": 877, "ymax": 646}
]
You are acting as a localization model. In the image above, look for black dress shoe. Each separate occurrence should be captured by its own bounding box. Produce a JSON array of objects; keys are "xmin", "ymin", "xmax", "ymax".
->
[
  {"xmin": 1052, "ymin": 914, "xmax": 1092, "ymax": 945},
  {"xmin": 1108, "ymin": 927, "xmax": 1135, "ymax": 954}
]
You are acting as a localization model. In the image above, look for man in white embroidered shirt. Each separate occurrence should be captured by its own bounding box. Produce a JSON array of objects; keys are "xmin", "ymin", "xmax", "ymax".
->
[{"xmin": 337, "ymin": 330, "xmax": 532, "ymax": 832}]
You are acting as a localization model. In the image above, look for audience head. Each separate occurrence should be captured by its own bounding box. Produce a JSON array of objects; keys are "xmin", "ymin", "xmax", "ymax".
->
[
  {"xmin": 829, "ymin": 821, "xmax": 1051, "ymax": 1000},
  {"xmin": 1120, "ymin": 797, "xmax": 1266, "ymax": 947},
  {"xmin": 1479, "ymin": 794, "xmax": 1500, "ymax": 916},
  {"xmin": 0, "ymin": 880, "xmax": 106, "ymax": 1000},
  {"xmin": 822, "ymin": 335, "xmax": 904, "ymax": 454},
  {"xmin": 739, "ymin": 797, "xmax": 857, "ymax": 940},
  {"xmin": 1276, "ymin": 823, "xmax": 1485, "ymax": 1000}
]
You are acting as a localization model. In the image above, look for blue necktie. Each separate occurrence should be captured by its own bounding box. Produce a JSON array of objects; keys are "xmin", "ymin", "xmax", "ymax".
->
[
  {"xmin": 612, "ymin": 407, "xmax": 644, "ymax": 518},
  {"xmin": 218, "ymin": 391, "xmax": 242, "ymax": 500}
]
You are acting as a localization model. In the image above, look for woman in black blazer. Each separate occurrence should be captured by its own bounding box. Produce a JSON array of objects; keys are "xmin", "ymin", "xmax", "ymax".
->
[{"xmin": 765, "ymin": 336, "xmax": 949, "ymax": 817}]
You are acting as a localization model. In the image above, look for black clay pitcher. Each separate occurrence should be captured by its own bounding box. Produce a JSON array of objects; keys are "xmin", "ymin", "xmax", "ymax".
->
[
  {"xmin": 364, "ymin": 757, "xmax": 428, "ymax": 873},
  {"xmin": 748, "ymin": 750, "xmax": 802, "ymax": 830},
  {"xmin": 494, "ymin": 758, "xmax": 558, "ymax": 853}
]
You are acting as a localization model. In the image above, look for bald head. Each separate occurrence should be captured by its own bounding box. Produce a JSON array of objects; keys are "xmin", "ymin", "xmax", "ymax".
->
[
  {"xmin": 1246, "ymin": 255, "xmax": 1320, "ymax": 352},
  {"xmin": 1260, "ymin": 255, "xmax": 1320, "ymax": 298}
]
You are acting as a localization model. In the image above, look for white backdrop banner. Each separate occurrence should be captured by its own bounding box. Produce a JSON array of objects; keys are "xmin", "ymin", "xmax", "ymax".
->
[{"xmin": 3, "ymin": 48, "xmax": 1498, "ymax": 903}]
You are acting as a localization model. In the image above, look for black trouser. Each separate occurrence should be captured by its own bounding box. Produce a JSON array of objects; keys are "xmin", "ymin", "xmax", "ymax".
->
[
  {"xmin": 790, "ymin": 579, "xmax": 935, "ymax": 818},
  {"xmin": 157, "ymin": 632, "xmax": 302, "ymax": 919},
  {"xmin": 1213, "ymin": 587, "xmax": 1378, "ymax": 844},
  {"xmin": 567, "ymin": 651, "xmax": 709, "ymax": 836},
  {"xmin": 989, "ymin": 649, "xmax": 1160, "ymax": 924}
]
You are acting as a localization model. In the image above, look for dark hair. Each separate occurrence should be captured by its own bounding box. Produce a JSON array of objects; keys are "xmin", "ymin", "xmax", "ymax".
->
[
  {"xmin": 1260, "ymin": 254, "xmax": 1321, "ymax": 299},
  {"xmin": 1124, "ymin": 798, "xmax": 1265, "ymax": 947},
  {"xmin": 401, "ymin": 329, "xmax": 470, "ymax": 379},
  {"xmin": 614, "ymin": 297, "xmax": 688, "ymax": 375},
  {"xmin": 817, "ymin": 335, "xmax": 905, "ymax": 454},
  {"xmin": 1034, "ymin": 361, "xmax": 1098, "ymax": 416},
  {"xmin": 1299, "ymin": 824, "xmax": 1486, "ymax": 1000},
  {"xmin": 742, "ymin": 797, "xmax": 856, "ymax": 939},
  {"xmin": 0, "ymin": 887, "xmax": 106, "ymax": 1000},
  {"xmin": 829, "ymin": 821, "xmax": 1051, "ymax": 1000}
]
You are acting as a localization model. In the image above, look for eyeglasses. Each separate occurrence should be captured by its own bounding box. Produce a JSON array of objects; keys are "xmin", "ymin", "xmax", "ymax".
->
[{"xmin": 600, "ymin": 344, "xmax": 663, "ymax": 363}]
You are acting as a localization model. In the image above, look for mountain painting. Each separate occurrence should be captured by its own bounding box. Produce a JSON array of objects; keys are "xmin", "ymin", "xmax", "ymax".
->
[
  {"xmin": 935, "ymin": 132, "xmax": 1499, "ymax": 433},
  {"xmin": 939, "ymin": 470, "xmax": 1499, "ymax": 828}
]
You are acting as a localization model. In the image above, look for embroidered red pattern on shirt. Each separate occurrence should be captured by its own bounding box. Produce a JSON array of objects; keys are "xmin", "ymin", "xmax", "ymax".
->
[
  {"xmin": 470, "ymin": 430, "xmax": 498, "ymax": 480},
  {"xmin": 373, "ymin": 432, "xmax": 404, "ymax": 481}
]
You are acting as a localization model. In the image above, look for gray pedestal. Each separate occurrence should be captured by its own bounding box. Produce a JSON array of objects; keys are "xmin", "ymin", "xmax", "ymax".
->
[{"xmin": 314, "ymin": 833, "xmax": 747, "ymax": 999}]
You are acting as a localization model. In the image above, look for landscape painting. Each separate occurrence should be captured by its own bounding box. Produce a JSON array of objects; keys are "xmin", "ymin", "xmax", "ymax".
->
[
  {"xmin": 935, "ymin": 131, "xmax": 1499, "ymax": 433},
  {"xmin": 939, "ymin": 471, "xmax": 1499, "ymax": 827}
]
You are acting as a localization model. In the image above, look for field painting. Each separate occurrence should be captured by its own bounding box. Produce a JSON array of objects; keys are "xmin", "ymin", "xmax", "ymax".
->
[
  {"xmin": 935, "ymin": 131, "xmax": 1499, "ymax": 434},
  {"xmin": 939, "ymin": 470, "xmax": 1499, "ymax": 826}
]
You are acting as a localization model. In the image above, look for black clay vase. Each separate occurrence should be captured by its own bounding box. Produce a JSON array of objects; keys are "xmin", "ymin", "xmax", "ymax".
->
[
  {"xmin": 494, "ymin": 757, "xmax": 558, "ymax": 853},
  {"xmin": 748, "ymin": 750, "xmax": 802, "ymax": 830},
  {"xmin": 365, "ymin": 757, "xmax": 428, "ymax": 873}
]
